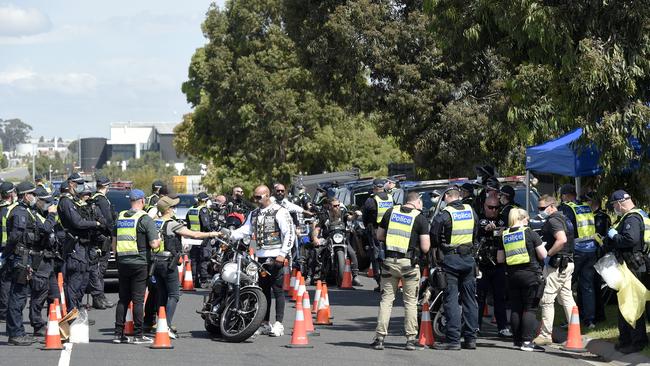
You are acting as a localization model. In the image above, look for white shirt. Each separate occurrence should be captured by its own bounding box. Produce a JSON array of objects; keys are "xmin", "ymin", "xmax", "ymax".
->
[
  {"xmin": 278, "ymin": 198, "xmax": 304, "ymax": 214},
  {"xmin": 231, "ymin": 203, "xmax": 295, "ymax": 258}
]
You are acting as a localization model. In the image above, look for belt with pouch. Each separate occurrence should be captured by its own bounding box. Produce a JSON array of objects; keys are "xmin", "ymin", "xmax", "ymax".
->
[
  {"xmin": 443, "ymin": 245, "xmax": 472, "ymax": 256},
  {"xmin": 153, "ymin": 251, "xmax": 175, "ymax": 261},
  {"xmin": 385, "ymin": 251, "xmax": 406, "ymax": 259}
]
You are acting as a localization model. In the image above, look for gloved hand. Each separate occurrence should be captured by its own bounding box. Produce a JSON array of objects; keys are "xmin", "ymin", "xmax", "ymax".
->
[
  {"xmin": 543, "ymin": 256, "xmax": 550, "ymax": 266},
  {"xmin": 608, "ymin": 228, "xmax": 618, "ymax": 239}
]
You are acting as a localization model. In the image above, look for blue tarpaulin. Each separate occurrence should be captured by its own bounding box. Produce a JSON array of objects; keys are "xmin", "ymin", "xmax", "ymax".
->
[{"xmin": 525, "ymin": 128, "xmax": 603, "ymax": 177}]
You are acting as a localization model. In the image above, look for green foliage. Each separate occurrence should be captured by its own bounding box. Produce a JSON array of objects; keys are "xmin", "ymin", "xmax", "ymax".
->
[
  {"xmin": 0, "ymin": 118, "xmax": 32, "ymax": 152},
  {"xmin": 27, "ymin": 152, "xmax": 66, "ymax": 178},
  {"xmin": 178, "ymin": 0, "xmax": 406, "ymax": 193},
  {"xmin": 97, "ymin": 152, "xmax": 177, "ymax": 193}
]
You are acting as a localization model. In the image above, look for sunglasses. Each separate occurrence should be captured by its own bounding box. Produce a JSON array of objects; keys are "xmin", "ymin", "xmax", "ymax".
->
[
  {"xmin": 276, "ymin": 190, "xmax": 285, "ymax": 193},
  {"xmin": 254, "ymin": 195, "xmax": 264, "ymax": 201},
  {"xmin": 487, "ymin": 205, "xmax": 499, "ymax": 210},
  {"xmin": 538, "ymin": 205, "xmax": 549, "ymax": 211},
  {"xmin": 332, "ymin": 205, "xmax": 340, "ymax": 208}
]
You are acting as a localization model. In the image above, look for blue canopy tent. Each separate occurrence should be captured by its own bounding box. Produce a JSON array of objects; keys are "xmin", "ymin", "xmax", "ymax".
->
[{"xmin": 524, "ymin": 128, "xmax": 603, "ymax": 210}]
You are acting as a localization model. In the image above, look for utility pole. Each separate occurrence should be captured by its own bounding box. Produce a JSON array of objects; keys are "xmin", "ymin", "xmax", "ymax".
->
[{"xmin": 31, "ymin": 143, "xmax": 35, "ymax": 181}]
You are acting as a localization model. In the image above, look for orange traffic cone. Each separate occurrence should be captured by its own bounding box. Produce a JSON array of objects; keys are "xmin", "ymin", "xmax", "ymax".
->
[
  {"xmin": 420, "ymin": 266, "xmax": 429, "ymax": 286},
  {"xmin": 57, "ymin": 273, "xmax": 67, "ymax": 316},
  {"xmin": 54, "ymin": 298, "xmax": 62, "ymax": 321},
  {"xmin": 323, "ymin": 284, "xmax": 333, "ymax": 320},
  {"xmin": 297, "ymin": 275, "xmax": 306, "ymax": 303},
  {"xmin": 287, "ymin": 269, "xmax": 297, "ymax": 298},
  {"xmin": 340, "ymin": 259, "xmax": 354, "ymax": 289},
  {"xmin": 562, "ymin": 306, "xmax": 586, "ymax": 353},
  {"xmin": 150, "ymin": 306, "xmax": 173, "ymax": 349},
  {"xmin": 181, "ymin": 259, "xmax": 195, "ymax": 291},
  {"xmin": 177, "ymin": 257, "xmax": 184, "ymax": 284},
  {"xmin": 367, "ymin": 262, "xmax": 375, "ymax": 278},
  {"xmin": 286, "ymin": 293, "xmax": 313, "ymax": 348},
  {"xmin": 312, "ymin": 281, "xmax": 322, "ymax": 314},
  {"xmin": 418, "ymin": 302, "xmax": 435, "ymax": 347},
  {"xmin": 292, "ymin": 271, "xmax": 302, "ymax": 302},
  {"xmin": 302, "ymin": 291, "xmax": 319, "ymax": 336},
  {"xmin": 282, "ymin": 260, "xmax": 291, "ymax": 292},
  {"xmin": 483, "ymin": 303, "xmax": 490, "ymax": 317},
  {"xmin": 124, "ymin": 302, "xmax": 135, "ymax": 336},
  {"xmin": 314, "ymin": 284, "xmax": 333, "ymax": 326},
  {"xmin": 42, "ymin": 303, "xmax": 63, "ymax": 350}
]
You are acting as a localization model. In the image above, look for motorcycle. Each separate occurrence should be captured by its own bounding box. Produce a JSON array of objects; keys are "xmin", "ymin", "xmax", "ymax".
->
[
  {"xmin": 319, "ymin": 220, "xmax": 353, "ymax": 287},
  {"xmin": 198, "ymin": 236, "xmax": 269, "ymax": 343}
]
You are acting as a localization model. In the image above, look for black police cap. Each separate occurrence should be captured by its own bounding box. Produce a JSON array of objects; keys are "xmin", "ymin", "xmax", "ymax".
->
[
  {"xmin": 68, "ymin": 173, "xmax": 84, "ymax": 184},
  {"xmin": 16, "ymin": 181, "xmax": 36, "ymax": 195},
  {"xmin": 0, "ymin": 182, "xmax": 15, "ymax": 195},
  {"xmin": 96, "ymin": 176, "xmax": 111, "ymax": 187},
  {"xmin": 197, "ymin": 192, "xmax": 209, "ymax": 201}
]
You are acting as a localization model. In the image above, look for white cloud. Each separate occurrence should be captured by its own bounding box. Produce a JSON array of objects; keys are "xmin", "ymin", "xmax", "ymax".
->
[
  {"xmin": 0, "ymin": 24, "xmax": 89, "ymax": 45},
  {"xmin": 0, "ymin": 67, "xmax": 97, "ymax": 94},
  {"xmin": 0, "ymin": 4, "xmax": 52, "ymax": 37}
]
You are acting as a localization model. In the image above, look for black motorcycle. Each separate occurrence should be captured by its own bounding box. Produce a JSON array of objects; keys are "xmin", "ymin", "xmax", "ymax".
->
[
  {"xmin": 319, "ymin": 221, "xmax": 352, "ymax": 287},
  {"xmin": 198, "ymin": 236, "xmax": 268, "ymax": 343}
]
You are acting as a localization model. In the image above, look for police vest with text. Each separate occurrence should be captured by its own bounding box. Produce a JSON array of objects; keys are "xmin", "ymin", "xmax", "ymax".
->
[
  {"xmin": 443, "ymin": 205, "xmax": 475, "ymax": 247},
  {"xmin": 187, "ymin": 204, "xmax": 207, "ymax": 231},
  {"xmin": 116, "ymin": 210, "xmax": 148, "ymax": 260},
  {"xmin": 501, "ymin": 227, "xmax": 531, "ymax": 266},
  {"xmin": 385, "ymin": 206, "xmax": 420, "ymax": 256},
  {"xmin": 566, "ymin": 202, "xmax": 597, "ymax": 252},
  {"xmin": 374, "ymin": 194, "xmax": 394, "ymax": 223},
  {"xmin": 153, "ymin": 218, "xmax": 182, "ymax": 259}
]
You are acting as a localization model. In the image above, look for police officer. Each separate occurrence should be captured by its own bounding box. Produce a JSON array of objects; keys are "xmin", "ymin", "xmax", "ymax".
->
[
  {"xmin": 558, "ymin": 184, "xmax": 597, "ymax": 329},
  {"xmin": 145, "ymin": 180, "xmax": 165, "ymax": 212},
  {"xmin": 584, "ymin": 191, "xmax": 611, "ymax": 322},
  {"xmin": 113, "ymin": 189, "xmax": 160, "ymax": 344},
  {"xmin": 476, "ymin": 196, "xmax": 510, "ymax": 337},
  {"xmin": 230, "ymin": 185, "xmax": 295, "ymax": 338},
  {"xmin": 371, "ymin": 192, "xmax": 430, "ymax": 350},
  {"xmin": 460, "ymin": 183, "xmax": 475, "ymax": 206},
  {"xmin": 35, "ymin": 174, "xmax": 52, "ymax": 194},
  {"xmin": 90, "ymin": 176, "xmax": 115, "ymax": 309},
  {"xmin": 30, "ymin": 186, "xmax": 60, "ymax": 337},
  {"xmin": 186, "ymin": 192, "xmax": 213, "ymax": 288},
  {"xmin": 362, "ymin": 179, "xmax": 394, "ymax": 291},
  {"xmin": 498, "ymin": 185, "xmax": 519, "ymax": 225},
  {"xmin": 497, "ymin": 208, "xmax": 546, "ymax": 351},
  {"xmin": 535, "ymin": 194, "xmax": 576, "ymax": 346},
  {"xmin": 606, "ymin": 190, "xmax": 650, "ymax": 354},
  {"xmin": 58, "ymin": 173, "xmax": 104, "ymax": 312},
  {"xmin": 384, "ymin": 177, "xmax": 398, "ymax": 202},
  {"xmin": 430, "ymin": 186, "xmax": 479, "ymax": 350},
  {"xmin": 0, "ymin": 181, "xmax": 17, "ymax": 322},
  {"xmin": 154, "ymin": 196, "xmax": 220, "ymax": 338},
  {"xmin": 5, "ymin": 182, "xmax": 57, "ymax": 345}
]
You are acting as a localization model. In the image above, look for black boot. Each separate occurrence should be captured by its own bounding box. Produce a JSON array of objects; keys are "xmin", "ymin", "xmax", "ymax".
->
[{"xmin": 92, "ymin": 297, "xmax": 107, "ymax": 310}]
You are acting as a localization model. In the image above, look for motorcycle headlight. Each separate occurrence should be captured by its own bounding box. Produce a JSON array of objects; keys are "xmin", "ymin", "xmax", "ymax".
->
[
  {"xmin": 220, "ymin": 262, "xmax": 239, "ymax": 284},
  {"xmin": 245, "ymin": 262, "xmax": 259, "ymax": 277},
  {"xmin": 333, "ymin": 232, "xmax": 344, "ymax": 244},
  {"xmin": 242, "ymin": 236, "xmax": 251, "ymax": 246}
]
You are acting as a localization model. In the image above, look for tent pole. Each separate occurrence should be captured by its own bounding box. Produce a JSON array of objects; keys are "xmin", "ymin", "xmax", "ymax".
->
[
  {"xmin": 575, "ymin": 177, "xmax": 581, "ymax": 198},
  {"xmin": 526, "ymin": 170, "xmax": 531, "ymax": 213}
]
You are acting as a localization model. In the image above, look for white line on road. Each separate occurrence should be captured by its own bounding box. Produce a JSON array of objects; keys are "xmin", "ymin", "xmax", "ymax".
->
[{"xmin": 58, "ymin": 343, "xmax": 73, "ymax": 366}]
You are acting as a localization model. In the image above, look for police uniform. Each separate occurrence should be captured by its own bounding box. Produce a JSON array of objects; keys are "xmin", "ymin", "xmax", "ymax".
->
[
  {"xmin": 186, "ymin": 192, "xmax": 213, "ymax": 287},
  {"xmin": 80, "ymin": 187, "xmax": 111, "ymax": 310},
  {"xmin": 0, "ymin": 181, "xmax": 16, "ymax": 321},
  {"xmin": 5, "ymin": 182, "xmax": 57, "ymax": 345},
  {"xmin": 58, "ymin": 177, "xmax": 102, "ymax": 311},
  {"xmin": 559, "ymin": 197, "xmax": 597, "ymax": 326},
  {"xmin": 499, "ymin": 225, "xmax": 544, "ymax": 349},
  {"xmin": 362, "ymin": 179, "xmax": 394, "ymax": 287},
  {"xmin": 90, "ymin": 176, "xmax": 115, "ymax": 309},
  {"xmin": 113, "ymin": 189, "xmax": 159, "ymax": 343},
  {"xmin": 373, "ymin": 204, "xmax": 428, "ymax": 349},
  {"xmin": 430, "ymin": 198, "xmax": 480, "ymax": 348},
  {"xmin": 607, "ymin": 190, "xmax": 650, "ymax": 353}
]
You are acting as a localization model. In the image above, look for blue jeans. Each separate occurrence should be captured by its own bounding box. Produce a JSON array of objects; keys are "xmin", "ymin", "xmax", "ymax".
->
[
  {"xmin": 442, "ymin": 254, "xmax": 479, "ymax": 344},
  {"xmin": 574, "ymin": 251, "xmax": 597, "ymax": 324}
]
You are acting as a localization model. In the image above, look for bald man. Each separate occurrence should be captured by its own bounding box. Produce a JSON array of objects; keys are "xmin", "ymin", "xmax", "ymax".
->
[{"xmin": 230, "ymin": 185, "xmax": 295, "ymax": 337}]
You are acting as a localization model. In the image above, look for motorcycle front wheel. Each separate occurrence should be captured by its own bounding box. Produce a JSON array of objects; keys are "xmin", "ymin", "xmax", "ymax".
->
[
  {"xmin": 219, "ymin": 287, "xmax": 267, "ymax": 343},
  {"xmin": 335, "ymin": 249, "xmax": 346, "ymax": 287}
]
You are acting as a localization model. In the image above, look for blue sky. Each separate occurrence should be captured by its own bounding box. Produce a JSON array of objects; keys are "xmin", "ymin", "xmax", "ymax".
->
[{"xmin": 0, "ymin": 0, "xmax": 224, "ymax": 139}]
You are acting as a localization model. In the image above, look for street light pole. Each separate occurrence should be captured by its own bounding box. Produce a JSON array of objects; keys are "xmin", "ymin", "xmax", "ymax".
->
[{"xmin": 32, "ymin": 143, "xmax": 35, "ymax": 181}]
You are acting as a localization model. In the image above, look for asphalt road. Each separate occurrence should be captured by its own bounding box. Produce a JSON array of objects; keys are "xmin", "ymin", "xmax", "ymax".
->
[
  {"xmin": 1, "ymin": 276, "xmax": 611, "ymax": 366},
  {"xmin": 0, "ymin": 167, "xmax": 29, "ymax": 181}
]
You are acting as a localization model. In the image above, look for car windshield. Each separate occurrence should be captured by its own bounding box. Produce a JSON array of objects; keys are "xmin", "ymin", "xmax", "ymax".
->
[{"xmin": 177, "ymin": 195, "xmax": 196, "ymax": 207}]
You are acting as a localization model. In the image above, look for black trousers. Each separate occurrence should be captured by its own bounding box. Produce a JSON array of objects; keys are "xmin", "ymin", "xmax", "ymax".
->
[
  {"xmin": 477, "ymin": 265, "xmax": 508, "ymax": 331},
  {"xmin": 259, "ymin": 258, "xmax": 285, "ymax": 323},
  {"xmin": 507, "ymin": 269, "xmax": 543, "ymax": 344},
  {"xmin": 114, "ymin": 263, "xmax": 147, "ymax": 337}
]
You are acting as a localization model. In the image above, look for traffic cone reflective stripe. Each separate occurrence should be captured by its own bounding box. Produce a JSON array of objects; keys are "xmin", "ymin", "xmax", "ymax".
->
[
  {"xmin": 282, "ymin": 260, "xmax": 291, "ymax": 292},
  {"xmin": 57, "ymin": 273, "xmax": 67, "ymax": 316},
  {"xmin": 177, "ymin": 257, "xmax": 184, "ymax": 284},
  {"xmin": 324, "ymin": 284, "xmax": 332, "ymax": 320},
  {"xmin": 367, "ymin": 262, "xmax": 375, "ymax": 278},
  {"xmin": 150, "ymin": 306, "xmax": 173, "ymax": 349},
  {"xmin": 42, "ymin": 303, "xmax": 63, "ymax": 350},
  {"xmin": 297, "ymin": 276, "xmax": 306, "ymax": 301},
  {"xmin": 181, "ymin": 259, "xmax": 195, "ymax": 291},
  {"xmin": 286, "ymin": 294, "xmax": 313, "ymax": 348},
  {"xmin": 288, "ymin": 269, "xmax": 297, "ymax": 297},
  {"xmin": 562, "ymin": 306, "xmax": 586, "ymax": 353},
  {"xmin": 340, "ymin": 259, "xmax": 353, "ymax": 289},
  {"xmin": 314, "ymin": 284, "xmax": 332, "ymax": 326},
  {"xmin": 312, "ymin": 281, "xmax": 322, "ymax": 314},
  {"xmin": 292, "ymin": 271, "xmax": 302, "ymax": 302},
  {"xmin": 54, "ymin": 298, "xmax": 62, "ymax": 321},
  {"xmin": 124, "ymin": 302, "xmax": 135, "ymax": 336},
  {"xmin": 418, "ymin": 302, "xmax": 435, "ymax": 347},
  {"xmin": 302, "ymin": 292, "xmax": 319, "ymax": 336}
]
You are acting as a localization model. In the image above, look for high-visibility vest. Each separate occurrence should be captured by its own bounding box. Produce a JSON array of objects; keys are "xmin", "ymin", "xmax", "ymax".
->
[
  {"xmin": 566, "ymin": 202, "xmax": 596, "ymax": 241},
  {"xmin": 501, "ymin": 227, "xmax": 531, "ymax": 266},
  {"xmin": 443, "ymin": 204, "xmax": 475, "ymax": 246},
  {"xmin": 152, "ymin": 218, "xmax": 168, "ymax": 254},
  {"xmin": 374, "ymin": 194, "xmax": 394, "ymax": 223},
  {"xmin": 145, "ymin": 194, "xmax": 159, "ymax": 212},
  {"xmin": 385, "ymin": 206, "xmax": 420, "ymax": 254},
  {"xmin": 186, "ymin": 204, "xmax": 206, "ymax": 231},
  {"xmin": 619, "ymin": 209, "xmax": 650, "ymax": 250},
  {"xmin": 1, "ymin": 202, "xmax": 18, "ymax": 246},
  {"xmin": 116, "ymin": 210, "xmax": 147, "ymax": 257}
]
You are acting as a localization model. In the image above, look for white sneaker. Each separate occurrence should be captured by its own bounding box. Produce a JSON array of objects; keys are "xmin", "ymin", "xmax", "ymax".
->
[
  {"xmin": 269, "ymin": 321, "xmax": 284, "ymax": 337},
  {"xmin": 255, "ymin": 322, "xmax": 272, "ymax": 336},
  {"xmin": 168, "ymin": 329, "xmax": 178, "ymax": 339}
]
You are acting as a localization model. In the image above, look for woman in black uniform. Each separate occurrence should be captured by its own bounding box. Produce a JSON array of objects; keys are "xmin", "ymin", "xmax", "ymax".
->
[{"xmin": 497, "ymin": 208, "xmax": 547, "ymax": 352}]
